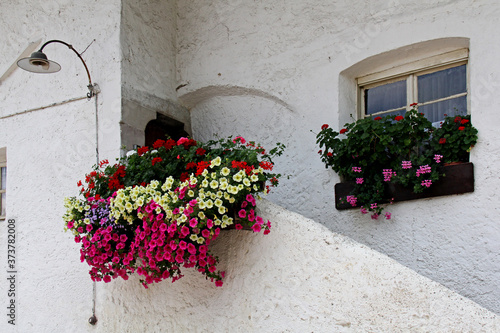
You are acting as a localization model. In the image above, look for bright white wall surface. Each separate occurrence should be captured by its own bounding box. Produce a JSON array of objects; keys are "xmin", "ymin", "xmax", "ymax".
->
[
  {"xmin": 0, "ymin": 0, "xmax": 122, "ymax": 332},
  {"xmin": 1, "ymin": 0, "xmax": 500, "ymax": 332},
  {"xmin": 92, "ymin": 200, "xmax": 500, "ymax": 332},
  {"xmin": 121, "ymin": 0, "xmax": 178, "ymax": 102},
  {"xmin": 178, "ymin": 0, "xmax": 500, "ymax": 314},
  {"xmin": 120, "ymin": 0, "xmax": 191, "ymax": 151}
]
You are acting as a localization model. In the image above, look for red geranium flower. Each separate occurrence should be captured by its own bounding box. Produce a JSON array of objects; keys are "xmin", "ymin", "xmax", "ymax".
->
[
  {"xmin": 164, "ymin": 139, "xmax": 176, "ymax": 150},
  {"xmin": 152, "ymin": 139, "xmax": 165, "ymax": 149},
  {"xmin": 152, "ymin": 157, "xmax": 163, "ymax": 166},
  {"xmin": 321, "ymin": 124, "xmax": 329, "ymax": 130},
  {"xmin": 458, "ymin": 126, "xmax": 465, "ymax": 131},
  {"xmin": 374, "ymin": 117, "xmax": 382, "ymax": 121},
  {"xmin": 410, "ymin": 102, "xmax": 418, "ymax": 107},
  {"xmin": 259, "ymin": 161, "xmax": 273, "ymax": 170},
  {"xmin": 137, "ymin": 146, "xmax": 149, "ymax": 156},
  {"xmin": 461, "ymin": 119, "xmax": 469, "ymax": 124},
  {"xmin": 395, "ymin": 115, "xmax": 404, "ymax": 121},
  {"xmin": 439, "ymin": 138, "xmax": 446, "ymax": 144},
  {"xmin": 454, "ymin": 116, "xmax": 461, "ymax": 123},
  {"xmin": 339, "ymin": 128, "xmax": 348, "ymax": 134},
  {"xmin": 196, "ymin": 161, "xmax": 212, "ymax": 175},
  {"xmin": 186, "ymin": 162, "xmax": 197, "ymax": 170},
  {"xmin": 196, "ymin": 148, "xmax": 206, "ymax": 155}
]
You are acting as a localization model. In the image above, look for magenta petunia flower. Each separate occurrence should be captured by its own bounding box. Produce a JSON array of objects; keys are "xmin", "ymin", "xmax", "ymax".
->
[{"xmin": 251, "ymin": 223, "xmax": 262, "ymax": 233}]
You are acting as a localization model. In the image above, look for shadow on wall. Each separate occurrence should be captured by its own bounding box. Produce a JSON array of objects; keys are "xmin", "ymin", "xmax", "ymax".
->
[
  {"xmin": 178, "ymin": 83, "xmax": 337, "ymax": 225},
  {"xmin": 96, "ymin": 199, "xmax": 500, "ymax": 332},
  {"xmin": 181, "ymin": 84, "xmax": 303, "ymax": 205},
  {"xmin": 145, "ymin": 113, "xmax": 189, "ymax": 145}
]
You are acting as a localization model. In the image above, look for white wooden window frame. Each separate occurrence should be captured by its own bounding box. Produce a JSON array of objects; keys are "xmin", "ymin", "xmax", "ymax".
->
[{"xmin": 357, "ymin": 48, "xmax": 470, "ymax": 119}]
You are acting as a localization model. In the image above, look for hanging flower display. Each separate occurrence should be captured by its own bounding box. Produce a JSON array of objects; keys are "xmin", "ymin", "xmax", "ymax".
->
[{"xmin": 64, "ymin": 136, "xmax": 285, "ymax": 288}]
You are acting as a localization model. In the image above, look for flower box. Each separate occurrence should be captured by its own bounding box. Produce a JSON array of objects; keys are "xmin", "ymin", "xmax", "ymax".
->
[
  {"xmin": 334, "ymin": 162, "xmax": 474, "ymax": 210},
  {"xmin": 63, "ymin": 136, "xmax": 284, "ymax": 288}
]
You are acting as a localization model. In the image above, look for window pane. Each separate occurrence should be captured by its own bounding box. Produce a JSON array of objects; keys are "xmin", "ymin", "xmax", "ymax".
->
[
  {"xmin": 418, "ymin": 65, "xmax": 466, "ymax": 103},
  {"xmin": 365, "ymin": 80, "xmax": 406, "ymax": 115},
  {"xmin": 419, "ymin": 95, "xmax": 467, "ymax": 125},
  {"xmin": 0, "ymin": 192, "xmax": 5, "ymax": 217},
  {"xmin": 1, "ymin": 167, "xmax": 5, "ymax": 190},
  {"xmin": 369, "ymin": 109, "xmax": 405, "ymax": 120}
]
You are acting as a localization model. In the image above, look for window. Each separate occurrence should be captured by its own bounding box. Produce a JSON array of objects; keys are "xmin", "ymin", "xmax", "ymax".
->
[
  {"xmin": 145, "ymin": 113, "xmax": 189, "ymax": 146},
  {"xmin": 357, "ymin": 49, "xmax": 469, "ymax": 126},
  {"xmin": 0, "ymin": 147, "xmax": 5, "ymax": 220}
]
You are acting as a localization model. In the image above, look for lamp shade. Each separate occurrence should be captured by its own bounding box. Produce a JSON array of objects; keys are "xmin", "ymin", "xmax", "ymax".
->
[{"xmin": 17, "ymin": 51, "xmax": 61, "ymax": 74}]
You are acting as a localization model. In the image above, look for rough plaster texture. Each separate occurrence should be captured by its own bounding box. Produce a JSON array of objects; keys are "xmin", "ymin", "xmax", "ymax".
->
[
  {"xmin": 1, "ymin": 1, "xmax": 500, "ymax": 332},
  {"xmin": 95, "ymin": 200, "xmax": 500, "ymax": 332},
  {"xmin": 178, "ymin": 0, "xmax": 500, "ymax": 314},
  {"xmin": 0, "ymin": 1, "xmax": 122, "ymax": 332},
  {"xmin": 0, "ymin": 102, "xmax": 101, "ymax": 333},
  {"xmin": 121, "ymin": 0, "xmax": 177, "ymax": 103},
  {"xmin": 120, "ymin": 0, "xmax": 191, "ymax": 151},
  {"xmin": 0, "ymin": 0, "xmax": 123, "ymax": 159}
]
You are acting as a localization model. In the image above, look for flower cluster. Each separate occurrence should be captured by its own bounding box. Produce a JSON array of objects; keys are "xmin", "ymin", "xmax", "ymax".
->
[
  {"xmin": 416, "ymin": 165, "xmax": 431, "ymax": 177},
  {"xmin": 64, "ymin": 136, "xmax": 285, "ymax": 288},
  {"xmin": 430, "ymin": 114, "xmax": 478, "ymax": 163},
  {"xmin": 382, "ymin": 169, "xmax": 396, "ymax": 182},
  {"xmin": 316, "ymin": 109, "xmax": 477, "ymax": 219}
]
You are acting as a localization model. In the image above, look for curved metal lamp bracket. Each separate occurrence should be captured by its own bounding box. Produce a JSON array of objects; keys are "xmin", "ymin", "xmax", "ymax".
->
[{"xmin": 18, "ymin": 39, "xmax": 97, "ymax": 98}]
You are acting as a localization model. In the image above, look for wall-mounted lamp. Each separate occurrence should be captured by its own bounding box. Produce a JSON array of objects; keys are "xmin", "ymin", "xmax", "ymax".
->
[
  {"xmin": 17, "ymin": 39, "xmax": 97, "ymax": 98},
  {"xmin": 19, "ymin": 39, "xmax": 100, "ymax": 326}
]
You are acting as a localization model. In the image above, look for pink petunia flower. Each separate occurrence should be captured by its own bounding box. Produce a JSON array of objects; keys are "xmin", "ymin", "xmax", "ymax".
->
[{"xmin": 251, "ymin": 223, "xmax": 262, "ymax": 233}]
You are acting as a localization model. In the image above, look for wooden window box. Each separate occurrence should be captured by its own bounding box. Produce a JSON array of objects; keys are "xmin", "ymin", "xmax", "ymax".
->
[{"xmin": 335, "ymin": 162, "xmax": 474, "ymax": 210}]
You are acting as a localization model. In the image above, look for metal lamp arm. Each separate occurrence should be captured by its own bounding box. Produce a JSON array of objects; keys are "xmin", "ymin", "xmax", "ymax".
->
[{"xmin": 40, "ymin": 40, "xmax": 95, "ymax": 97}]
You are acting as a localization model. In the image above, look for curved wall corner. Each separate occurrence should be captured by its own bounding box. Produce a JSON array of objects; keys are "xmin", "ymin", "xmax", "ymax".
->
[
  {"xmin": 183, "ymin": 85, "xmax": 323, "ymax": 210},
  {"xmin": 95, "ymin": 200, "xmax": 500, "ymax": 332}
]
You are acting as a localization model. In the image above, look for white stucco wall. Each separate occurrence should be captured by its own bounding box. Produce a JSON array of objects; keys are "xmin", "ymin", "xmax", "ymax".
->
[
  {"xmin": 1, "ymin": 1, "xmax": 500, "ymax": 332},
  {"xmin": 0, "ymin": 1, "xmax": 122, "ymax": 332},
  {"xmin": 177, "ymin": 0, "xmax": 500, "ymax": 314},
  {"xmin": 120, "ymin": 0, "xmax": 191, "ymax": 152},
  {"xmin": 90, "ymin": 200, "xmax": 500, "ymax": 332},
  {"xmin": 121, "ymin": 0, "xmax": 178, "ymax": 102}
]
